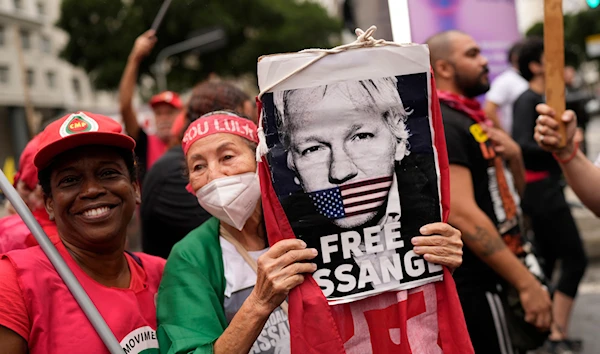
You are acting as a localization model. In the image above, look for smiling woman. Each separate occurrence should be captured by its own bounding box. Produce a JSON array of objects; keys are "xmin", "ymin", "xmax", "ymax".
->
[
  {"xmin": 38, "ymin": 147, "xmax": 139, "ymax": 252},
  {"xmin": 0, "ymin": 112, "xmax": 166, "ymax": 354}
]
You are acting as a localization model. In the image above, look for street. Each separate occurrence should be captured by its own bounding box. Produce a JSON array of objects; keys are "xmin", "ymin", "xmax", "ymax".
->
[{"xmin": 570, "ymin": 262, "xmax": 600, "ymax": 354}]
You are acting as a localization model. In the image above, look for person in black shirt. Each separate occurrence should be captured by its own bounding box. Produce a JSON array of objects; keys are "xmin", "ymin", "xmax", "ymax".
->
[
  {"xmin": 140, "ymin": 146, "xmax": 209, "ymax": 258},
  {"xmin": 512, "ymin": 37, "xmax": 587, "ymax": 353},
  {"xmin": 141, "ymin": 81, "xmax": 256, "ymax": 259},
  {"xmin": 428, "ymin": 30, "xmax": 551, "ymax": 354}
]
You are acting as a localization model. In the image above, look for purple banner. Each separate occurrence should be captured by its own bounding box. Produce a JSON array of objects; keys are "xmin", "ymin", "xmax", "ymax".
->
[{"xmin": 407, "ymin": 0, "xmax": 521, "ymax": 79}]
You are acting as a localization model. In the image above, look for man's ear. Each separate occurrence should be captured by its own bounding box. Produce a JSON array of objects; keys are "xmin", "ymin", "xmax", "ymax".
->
[
  {"xmin": 433, "ymin": 59, "xmax": 455, "ymax": 80},
  {"xmin": 44, "ymin": 194, "xmax": 55, "ymax": 221},
  {"xmin": 133, "ymin": 181, "xmax": 141, "ymax": 205},
  {"xmin": 395, "ymin": 141, "xmax": 408, "ymax": 162}
]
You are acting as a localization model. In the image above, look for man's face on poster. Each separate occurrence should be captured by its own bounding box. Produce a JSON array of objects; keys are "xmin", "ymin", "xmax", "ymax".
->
[{"xmin": 284, "ymin": 84, "xmax": 405, "ymax": 229}]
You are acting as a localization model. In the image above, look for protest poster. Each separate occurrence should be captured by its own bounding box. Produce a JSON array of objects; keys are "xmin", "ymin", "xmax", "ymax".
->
[{"xmin": 258, "ymin": 44, "xmax": 445, "ymax": 305}]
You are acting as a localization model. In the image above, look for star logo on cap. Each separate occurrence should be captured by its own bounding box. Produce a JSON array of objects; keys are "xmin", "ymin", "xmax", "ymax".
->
[
  {"xmin": 163, "ymin": 92, "xmax": 173, "ymax": 102},
  {"xmin": 59, "ymin": 112, "xmax": 100, "ymax": 137}
]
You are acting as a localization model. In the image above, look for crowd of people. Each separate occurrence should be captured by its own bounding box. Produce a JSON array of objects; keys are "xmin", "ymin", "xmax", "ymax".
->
[
  {"xmin": 428, "ymin": 30, "xmax": 590, "ymax": 354},
  {"xmin": 0, "ymin": 27, "xmax": 596, "ymax": 354}
]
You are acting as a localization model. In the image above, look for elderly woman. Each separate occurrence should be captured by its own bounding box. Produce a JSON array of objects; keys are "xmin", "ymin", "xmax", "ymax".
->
[
  {"xmin": 0, "ymin": 112, "xmax": 166, "ymax": 353},
  {"xmin": 157, "ymin": 111, "xmax": 465, "ymax": 353}
]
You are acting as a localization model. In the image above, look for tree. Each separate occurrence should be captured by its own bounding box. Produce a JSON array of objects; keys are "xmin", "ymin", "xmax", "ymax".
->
[
  {"xmin": 57, "ymin": 0, "xmax": 342, "ymax": 93},
  {"xmin": 525, "ymin": 8, "xmax": 600, "ymax": 68}
]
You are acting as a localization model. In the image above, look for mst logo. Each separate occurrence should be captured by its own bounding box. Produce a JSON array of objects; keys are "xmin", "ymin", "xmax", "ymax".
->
[
  {"xmin": 119, "ymin": 326, "xmax": 159, "ymax": 354},
  {"xmin": 59, "ymin": 112, "xmax": 99, "ymax": 137}
]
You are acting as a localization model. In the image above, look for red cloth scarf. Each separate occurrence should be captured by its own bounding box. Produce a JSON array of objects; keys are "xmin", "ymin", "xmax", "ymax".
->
[
  {"xmin": 257, "ymin": 76, "xmax": 474, "ymax": 354},
  {"xmin": 437, "ymin": 90, "xmax": 550, "ymax": 183},
  {"xmin": 436, "ymin": 90, "xmax": 490, "ymax": 125}
]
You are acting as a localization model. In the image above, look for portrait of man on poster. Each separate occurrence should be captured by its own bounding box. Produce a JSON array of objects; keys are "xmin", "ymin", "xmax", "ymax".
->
[
  {"xmin": 263, "ymin": 75, "xmax": 443, "ymax": 301},
  {"xmin": 274, "ymin": 77, "xmax": 410, "ymax": 229}
]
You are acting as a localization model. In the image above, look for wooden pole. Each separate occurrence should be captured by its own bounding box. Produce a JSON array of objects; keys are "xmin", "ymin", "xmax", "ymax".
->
[{"xmin": 544, "ymin": 0, "xmax": 567, "ymax": 148}]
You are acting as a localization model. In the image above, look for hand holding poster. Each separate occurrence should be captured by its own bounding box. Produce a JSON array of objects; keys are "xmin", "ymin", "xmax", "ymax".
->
[{"xmin": 258, "ymin": 43, "xmax": 444, "ymax": 305}]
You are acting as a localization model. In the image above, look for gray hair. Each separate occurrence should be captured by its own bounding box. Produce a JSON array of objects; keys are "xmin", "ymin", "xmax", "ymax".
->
[{"xmin": 272, "ymin": 76, "xmax": 411, "ymax": 160}]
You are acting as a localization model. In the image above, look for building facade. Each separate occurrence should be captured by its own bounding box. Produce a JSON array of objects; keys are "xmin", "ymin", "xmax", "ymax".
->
[{"xmin": 0, "ymin": 0, "xmax": 114, "ymax": 171}]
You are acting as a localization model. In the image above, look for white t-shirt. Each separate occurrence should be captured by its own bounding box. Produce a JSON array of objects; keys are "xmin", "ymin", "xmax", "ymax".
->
[
  {"xmin": 220, "ymin": 237, "xmax": 291, "ymax": 354},
  {"xmin": 486, "ymin": 68, "xmax": 529, "ymax": 134}
]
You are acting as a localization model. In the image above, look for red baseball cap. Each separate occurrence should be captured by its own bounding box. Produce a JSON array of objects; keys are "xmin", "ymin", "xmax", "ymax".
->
[
  {"xmin": 13, "ymin": 133, "xmax": 43, "ymax": 190},
  {"xmin": 34, "ymin": 112, "xmax": 136, "ymax": 170},
  {"xmin": 149, "ymin": 91, "xmax": 183, "ymax": 109}
]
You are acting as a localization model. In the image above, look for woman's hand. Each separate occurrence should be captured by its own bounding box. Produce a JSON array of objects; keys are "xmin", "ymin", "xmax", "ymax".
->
[
  {"xmin": 249, "ymin": 239, "xmax": 317, "ymax": 316},
  {"xmin": 412, "ymin": 223, "xmax": 463, "ymax": 271}
]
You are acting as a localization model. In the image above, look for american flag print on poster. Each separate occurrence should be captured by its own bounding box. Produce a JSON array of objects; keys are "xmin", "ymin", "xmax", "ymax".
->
[{"xmin": 308, "ymin": 176, "xmax": 393, "ymax": 220}]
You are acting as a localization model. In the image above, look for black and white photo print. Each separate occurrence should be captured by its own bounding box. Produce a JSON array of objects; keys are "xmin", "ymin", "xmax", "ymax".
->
[{"xmin": 261, "ymin": 72, "xmax": 444, "ymax": 304}]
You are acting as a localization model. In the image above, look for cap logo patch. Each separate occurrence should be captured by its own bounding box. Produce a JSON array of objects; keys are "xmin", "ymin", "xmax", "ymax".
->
[{"xmin": 59, "ymin": 112, "xmax": 99, "ymax": 137}]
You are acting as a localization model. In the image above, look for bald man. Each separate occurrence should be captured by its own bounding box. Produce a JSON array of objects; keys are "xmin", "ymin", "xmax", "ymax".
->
[{"xmin": 428, "ymin": 31, "xmax": 552, "ymax": 354}]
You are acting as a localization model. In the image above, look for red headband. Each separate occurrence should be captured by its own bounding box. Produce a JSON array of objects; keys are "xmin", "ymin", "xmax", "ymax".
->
[{"xmin": 182, "ymin": 112, "xmax": 258, "ymax": 155}]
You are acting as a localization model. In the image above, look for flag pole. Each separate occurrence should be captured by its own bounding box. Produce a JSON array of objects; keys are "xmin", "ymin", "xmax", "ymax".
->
[
  {"xmin": 544, "ymin": 0, "xmax": 567, "ymax": 147},
  {"xmin": 0, "ymin": 169, "xmax": 123, "ymax": 354},
  {"xmin": 151, "ymin": 0, "xmax": 173, "ymax": 32}
]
